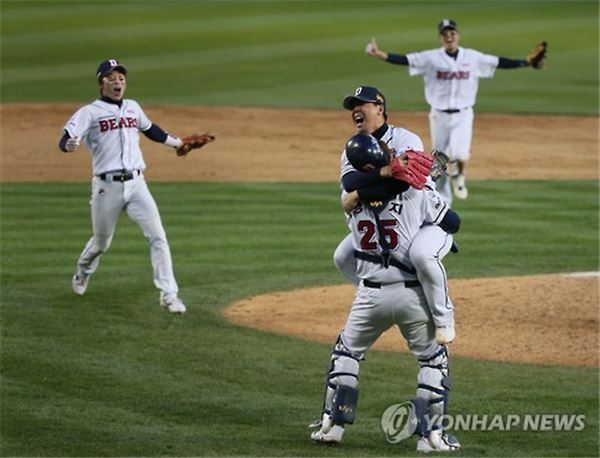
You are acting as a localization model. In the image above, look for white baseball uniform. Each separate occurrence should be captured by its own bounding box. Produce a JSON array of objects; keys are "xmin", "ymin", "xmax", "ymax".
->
[
  {"xmin": 63, "ymin": 98, "xmax": 179, "ymax": 297},
  {"xmin": 311, "ymin": 125, "xmax": 456, "ymax": 445},
  {"xmin": 342, "ymin": 187, "xmax": 446, "ymax": 359},
  {"xmin": 312, "ymin": 185, "xmax": 454, "ymax": 446},
  {"xmin": 334, "ymin": 123, "xmax": 455, "ymax": 328},
  {"xmin": 405, "ymin": 47, "xmax": 498, "ymax": 203},
  {"xmin": 340, "ymin": 124, "xmax": 424, "ymax": 177}
]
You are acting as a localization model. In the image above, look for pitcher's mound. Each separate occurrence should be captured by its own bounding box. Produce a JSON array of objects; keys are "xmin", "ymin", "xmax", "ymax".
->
[{"xmin": 224, "ymin": 273, "xmax": 599, "ymax": 367}]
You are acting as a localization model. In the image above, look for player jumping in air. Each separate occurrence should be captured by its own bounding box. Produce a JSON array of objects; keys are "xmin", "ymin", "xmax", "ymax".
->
[
  {"xmin": 366, "ymin": 19, "xmax": 546, "ymax": 203},
  {"xmin": 59, "ymin": 59, "xmax": 214, "ymax": 313}
]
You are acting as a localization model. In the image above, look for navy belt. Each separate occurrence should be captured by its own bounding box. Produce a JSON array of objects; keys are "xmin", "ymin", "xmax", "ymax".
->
[
  {"xmin": 98, "ymin": 170, "xmax": 141, "ymax": 182},
  {"xmin": 440, "ymin": 109, "xmax": 461, "ymax": 114},
  {"xmin": 363, "ymin": 279, "xmax": 421, "ymax": 289}
]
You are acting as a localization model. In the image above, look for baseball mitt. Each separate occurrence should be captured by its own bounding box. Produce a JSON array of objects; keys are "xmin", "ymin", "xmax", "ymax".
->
[
  {"xmin": 390, "ymin": 150, "xmax": 433, "ymax": 190},
  {"xmin": 430, "ymin": 150, "xmax": 450, "ymax": 182},
  {"xmin": 527, "ymin": 41, "xmax": 547, "ymax": 70},
  {"xmin": 176, "ymin": 133, "xmax": 215, "ymax": 157}
]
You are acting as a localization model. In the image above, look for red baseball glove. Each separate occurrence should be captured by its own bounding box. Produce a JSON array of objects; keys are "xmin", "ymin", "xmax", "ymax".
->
[
  {"xmin": 390, "ymin": 150, "xmax": 434, "ymax": 189},
  {"xmin": 176, "ymin": 133, "xmax": 215, "ymax": 156}
]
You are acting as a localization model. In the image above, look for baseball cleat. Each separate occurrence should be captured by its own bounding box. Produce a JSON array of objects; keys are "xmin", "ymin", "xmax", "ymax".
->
[
  {"xmin": 160, "ymin": 295, "xmax": 187, "ymax": 314},
  {"xmin": 416, "ymin": 430, "xmax": 461, "ymax": 453},
  {"xmin": 435, "ymin": 325, "xmax": 456, "ymax": 345},
  {"xmin": 310, "ymin": 425, "xmax": 344, "ymax": 444},
  {"xmin": 309, "ymin": 414, "xmax": 344, "ymax": 444},
  {"xmin": 451, "ymin": 175, "xmax": 468, "ymax": 199},
  {"xmin": 72, "ymin": 273, "xmax": 90, "ymax": 296}
]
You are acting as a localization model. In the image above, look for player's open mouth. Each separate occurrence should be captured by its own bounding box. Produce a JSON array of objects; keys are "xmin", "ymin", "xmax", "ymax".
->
[{"xmin": 353, "ymin": 114, "xmax": 364, "ymax": 127}]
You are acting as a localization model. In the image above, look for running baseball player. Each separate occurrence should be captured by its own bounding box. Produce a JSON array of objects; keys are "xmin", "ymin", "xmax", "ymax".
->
[
  {"xmin": 333, "ymin": 86, "xmax": 459, "ymax": 345},
  {"xmin": 366, "ymin": 19, "xmax": 547, "ymax": 203},
  {"xmin": 309, "ymin": 133, "xmax": 460, "ymax": 452},
  {"xmin": 59, "ymin": 58, "xmax": 214, "ymax": 314}
]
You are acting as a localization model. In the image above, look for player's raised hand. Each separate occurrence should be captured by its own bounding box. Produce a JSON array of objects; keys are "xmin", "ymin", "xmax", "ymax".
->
[
  {"xmin": 365, "ymin": 38, "xmax": 388, "ymax": 60},
  {"xmin": 365, "ymin": 38, "xmax": 379, "ymax": 56},
  {"xmin": 65, "ymin": 137, "xmax": 80, "ymax": 152}
]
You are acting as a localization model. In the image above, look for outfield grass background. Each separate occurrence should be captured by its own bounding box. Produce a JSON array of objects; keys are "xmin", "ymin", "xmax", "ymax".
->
[
  {"xmin": 1, "ymin": 1, "xmax": 599, "ymax": 457},
  {"xmin": 1, "ymin": 0, "xmax": 598, "ymax": 114}
]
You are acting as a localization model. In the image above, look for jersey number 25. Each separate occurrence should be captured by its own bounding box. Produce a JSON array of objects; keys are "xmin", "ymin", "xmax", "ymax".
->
[{"xmin": 358, "ymin": 219, "xmax": 398, "ymax": 250}]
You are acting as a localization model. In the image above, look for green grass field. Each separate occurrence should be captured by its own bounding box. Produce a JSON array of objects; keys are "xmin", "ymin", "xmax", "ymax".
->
[
  {"xmin": 1, "ymin": 181, "xmax": 598, "ymax": 457},
  {"xmin": 1, "ymin": 1, "xmax": 599, "ymax": 456},
  {"xmin": 1, "ymin": 0, "xmax": 598, "ymax": 114}
]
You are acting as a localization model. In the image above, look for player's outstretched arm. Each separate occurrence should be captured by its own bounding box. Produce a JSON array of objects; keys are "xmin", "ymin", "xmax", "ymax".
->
[
  {"xmin": 498, "ymin": 41, "xmax": 547, "ymax": 70},
  {"xmin": 143, "ymin": 123, "xmax": 181, "ymax": 147},
  {"xmin": 365, "ymin": 38, "xmax": 388, "ymax": 60},
  {"xmin": 365, "ymin": 38, "xmax": 410, "ymax": 66},
  {"xmin": 142, "ymin": 123, "xmax": 215, "ymax": 156}
]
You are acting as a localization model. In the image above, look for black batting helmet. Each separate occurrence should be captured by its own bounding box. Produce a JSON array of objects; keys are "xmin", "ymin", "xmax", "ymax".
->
[{"xmin": 345, "ymin": 133, "xmax": 389, "ymax": 170}]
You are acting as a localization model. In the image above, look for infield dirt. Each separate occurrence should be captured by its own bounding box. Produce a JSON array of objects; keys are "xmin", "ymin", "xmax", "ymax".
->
[{"xmin": 1, "ymin": 104, "xmax": 598, "ymax": 366}]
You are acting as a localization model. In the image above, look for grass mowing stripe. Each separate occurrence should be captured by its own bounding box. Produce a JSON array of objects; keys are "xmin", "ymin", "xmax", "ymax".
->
[{"xmin": 1, "ymin": 1, "xmax": 597, "ymax": 114}]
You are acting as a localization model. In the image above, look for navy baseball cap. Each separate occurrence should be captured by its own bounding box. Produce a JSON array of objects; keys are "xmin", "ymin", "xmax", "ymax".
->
[
  {"xmin": 438, "ymin": 19, "xmax": 458, "ymax": 33},
  {"xmin": 343, "ymin": 86, "xmax": 386, "ymax": 112},
  {"xmin": 96, "ymin": 59, "xmax": 127, "ymax": 81}
]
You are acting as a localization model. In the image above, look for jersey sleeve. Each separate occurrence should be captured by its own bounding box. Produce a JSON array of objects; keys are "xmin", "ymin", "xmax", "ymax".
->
[
  {"xmin": 340, "ymin": 149, "xmax": 357, "ymax": 178},
  {"xmin": 130, "ymin": 100, "xmax": 152, "ymax": 131},
  {"xmin": 404, "ymin": 132, "xmax": 424, "ymax": 152},
  {"xmin": 406, "ymin": 50, "xmax": 434, "ymax": 76},
  {"xmin": 63, "ymin": 106, "xmax": 93, "ymax": 139},
  {"xmin": 388, "ymin": 128, "xmax": 425, "ymax": 156},
  {"xmin": 474, "ymin": 50, "xmax": 499, "ymax": 78},
  {"xmin": 422, "ymin": 185, "xmax": 449, "ymax": 224}
]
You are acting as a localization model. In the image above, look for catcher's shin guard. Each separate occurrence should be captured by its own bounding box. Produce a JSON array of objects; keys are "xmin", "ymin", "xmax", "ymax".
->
[
  {"xmin": 416, "ymin": 345, "xmax": 451, "ymax": 433},
  {"xmin": 331, "ymin": 385, "xmax": 359, "ymax": 425},
  {"xmin": 318, "ymin": 335, "xmax": 361, "ymax": 424},
  {"xmin": 400, "ymin": 397, "xmax": 432, "ymax": 438}
]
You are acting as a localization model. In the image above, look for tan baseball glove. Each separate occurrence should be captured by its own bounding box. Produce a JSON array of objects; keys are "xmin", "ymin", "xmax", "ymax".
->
[
  {"xmin": 527, "ymin": 41, "xmax": 547, "ymax": 69},
  {"xmin": 176, "ymin": 133, "xmax": 215, "ymax": 156}
]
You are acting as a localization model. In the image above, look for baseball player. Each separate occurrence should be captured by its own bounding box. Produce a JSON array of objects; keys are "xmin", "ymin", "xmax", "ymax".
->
[
  {"xmin": 366, "ymin": 19, "xmax": 547, "ymax": 203},
  {"xmin": 59, "ymin": 58, "xmax": 214, "ymax": 314},
  {"xmin": 333, "ymin": 86, "xmax": 459, "ymax": 345},
  {"xmin": 309, "ymin": 133, "xmax": 460, "ymax": 452}
]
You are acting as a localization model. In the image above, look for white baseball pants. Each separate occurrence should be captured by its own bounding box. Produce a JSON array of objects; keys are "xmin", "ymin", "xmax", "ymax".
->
[
  {"xmin": 76, "ymin": 173, "xmax": 179, "ymax": 296},
  {"xmin": 428, "ymin": 108, "xmax": 474, "ymax": 162},
  {"xmin": 341, "ymin": 281, "xmax": 439, "ymax": 360},
  {"xmin": 429, "ymin": 107, "xmax": 474, "ymax": 204},
  {"xmin": 334, "ymin": 228, "xmax": 454, "ymax": 328},
  {"xmin": 408, "ymin": 225, "xmax": 455, "ymax": 328}
]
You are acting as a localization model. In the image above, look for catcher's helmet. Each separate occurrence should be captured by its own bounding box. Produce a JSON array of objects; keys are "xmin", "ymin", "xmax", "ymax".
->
[{"xmin": 345, "ymin": 133, "xmax": 389, "ymax": 170}]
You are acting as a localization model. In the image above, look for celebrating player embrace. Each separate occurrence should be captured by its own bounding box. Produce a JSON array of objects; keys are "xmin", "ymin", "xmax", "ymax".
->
[{"xmin": 309, "ymin": 86, "xmax": 461, "ymax": 452}]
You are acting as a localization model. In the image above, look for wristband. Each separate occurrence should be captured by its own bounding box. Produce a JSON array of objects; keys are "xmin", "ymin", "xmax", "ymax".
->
[{"xmin": 164, "ymin": 134, "xmax": 183, "ymax": 148}]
